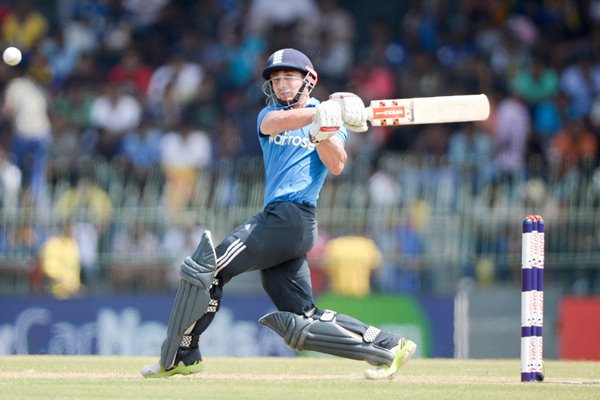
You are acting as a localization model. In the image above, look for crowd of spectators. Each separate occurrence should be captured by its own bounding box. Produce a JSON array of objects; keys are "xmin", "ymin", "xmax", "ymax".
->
[{"xmin": 1, "ymin": 0, "xmax": 600, "ymax": 294}]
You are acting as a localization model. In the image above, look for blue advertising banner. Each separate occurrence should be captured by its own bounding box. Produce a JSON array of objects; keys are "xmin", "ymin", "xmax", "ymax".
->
[
  {"xmin": 0, "ymin": 294, "xmax": 454, "ymax": 358},
  {"xmin": 0, "ymin": 294, "xmax": 293, "ymax": 357}
]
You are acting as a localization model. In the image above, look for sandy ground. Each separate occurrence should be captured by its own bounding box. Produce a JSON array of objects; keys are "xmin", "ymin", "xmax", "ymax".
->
[{"xmin": 1, "ymin": 369, "xmax": 599, "ymax": 386}]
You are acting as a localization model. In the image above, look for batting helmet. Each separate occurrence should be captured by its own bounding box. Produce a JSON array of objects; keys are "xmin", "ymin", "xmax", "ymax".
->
[{"xmin": 261, "ymin": 48, "xmax": 316, "ymax": 80}]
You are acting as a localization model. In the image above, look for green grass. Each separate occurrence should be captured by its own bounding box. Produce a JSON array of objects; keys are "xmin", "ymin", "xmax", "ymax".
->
[{"xmin": 1, "ymin": 356, "xmax": 599, "ymax": 400}]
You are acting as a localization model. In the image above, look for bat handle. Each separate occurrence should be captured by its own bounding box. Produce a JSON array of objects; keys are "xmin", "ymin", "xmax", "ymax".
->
[{"xmin": 365, "ymin": 107, "xmax": 374, "ymax": 123}]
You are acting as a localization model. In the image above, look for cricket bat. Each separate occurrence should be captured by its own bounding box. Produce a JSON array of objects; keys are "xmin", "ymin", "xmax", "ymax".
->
[{"xmin": 367, "ymin": 94, "xmax": 490, "ymax": 126}]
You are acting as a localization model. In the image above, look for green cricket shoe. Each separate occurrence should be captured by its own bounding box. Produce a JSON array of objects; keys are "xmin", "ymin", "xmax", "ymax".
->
[
  {"xmin": 141, "ymin": 347, "xmax": 204, "ymax": 378},
  {"xmin": 364, "ymin": 338, "xmax": 417, "ymax": 380}
]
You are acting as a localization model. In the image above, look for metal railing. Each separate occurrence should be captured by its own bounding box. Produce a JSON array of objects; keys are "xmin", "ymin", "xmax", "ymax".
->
[{"xmin": 1, "ymin": 154, "xmax": 599, "ymax": 295}]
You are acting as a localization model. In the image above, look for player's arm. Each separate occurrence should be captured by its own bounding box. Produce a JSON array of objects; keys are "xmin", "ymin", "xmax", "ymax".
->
[
  {"xmin": 260, "ymin": 108, "xmax": 315, "ymax": 136},
  {"xmin": 309, "ymin": 100, "xmax": 347, "ymax": 175},
  {"xmin": 316, "ymin": 135, "xmax": 347, "ymax": 175}
]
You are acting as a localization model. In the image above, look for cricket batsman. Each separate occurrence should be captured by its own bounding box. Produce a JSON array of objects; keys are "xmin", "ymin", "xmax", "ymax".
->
[{"xmin": 142, "ymin": 48, "xmax": 416, "ymax": 380}]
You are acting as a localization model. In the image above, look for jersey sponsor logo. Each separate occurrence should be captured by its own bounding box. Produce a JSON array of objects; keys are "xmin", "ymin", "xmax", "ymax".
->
[{"xmin": 269, "ymin": 133, "xmax": 315, "ymax": 150}]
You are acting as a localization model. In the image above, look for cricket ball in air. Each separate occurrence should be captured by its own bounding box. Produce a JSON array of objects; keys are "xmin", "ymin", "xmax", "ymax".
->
[{"xmin": 3, "ymin": 47, "xmax": 22, "ymax": 66}]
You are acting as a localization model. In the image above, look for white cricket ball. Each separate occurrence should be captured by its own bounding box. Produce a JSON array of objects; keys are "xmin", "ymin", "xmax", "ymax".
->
[{"xmin": 3, "ymin": 46, "xmax": 22, "ymax": 66}]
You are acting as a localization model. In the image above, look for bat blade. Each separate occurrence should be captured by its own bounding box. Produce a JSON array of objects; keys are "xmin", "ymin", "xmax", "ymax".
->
[{"xmin": 367, "ymin": 94, "xmax": 490, "ymax": 126}]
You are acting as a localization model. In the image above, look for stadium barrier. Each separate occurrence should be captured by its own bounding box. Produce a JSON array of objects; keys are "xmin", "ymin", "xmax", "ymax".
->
[{"xmin": 0, "ymin": 154, "xmax": 599, "ymax": 295}]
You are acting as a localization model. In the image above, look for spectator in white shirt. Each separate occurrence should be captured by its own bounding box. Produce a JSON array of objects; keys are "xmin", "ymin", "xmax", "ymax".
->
[
  {"xmin": 160, "ymin": 117, "xmax": 212, "ymax": 217},
  {"xmin": 146, "ymin": 53, "xmax": 205, "ymax": 127},
  {"xmin": 90, "ymin": 82, "xmax": 142, "ymax": 159},
  {"xmin": 2, "ymin": 52, "xmax": 52, "ymax": 207},
  {"xmin": 492, "ymin": 82, "xmax": 531, "ymax": 187}
]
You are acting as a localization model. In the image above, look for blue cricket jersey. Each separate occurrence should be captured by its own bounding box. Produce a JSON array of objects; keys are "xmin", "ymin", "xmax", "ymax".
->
[{"xmin": 257, "ymin": 98, "xmax": 348, "ymax": 208}]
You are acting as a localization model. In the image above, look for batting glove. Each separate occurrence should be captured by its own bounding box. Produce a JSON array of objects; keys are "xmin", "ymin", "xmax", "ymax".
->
[
  {"xmin": 330, "ymin": 92, "xmax": 369, "ymax": 132},
  {"xmin": 310, "ymin": 100, "xmax": 342, "ymax": 145}
]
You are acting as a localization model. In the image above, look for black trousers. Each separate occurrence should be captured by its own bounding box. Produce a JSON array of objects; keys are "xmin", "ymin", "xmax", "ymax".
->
[
  {"xmin": 191, "ymin": 201, "xmax": 400, "ymax": 351},
  {"xmin": 215, "ymin": 201, "xmax": 317, "ymax": 313}
]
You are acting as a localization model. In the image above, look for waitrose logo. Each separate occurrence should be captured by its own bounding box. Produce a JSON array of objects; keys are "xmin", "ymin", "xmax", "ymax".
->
[{"xmin": 269, "ymin": 133, "xmax": 315, "ymax": 149}]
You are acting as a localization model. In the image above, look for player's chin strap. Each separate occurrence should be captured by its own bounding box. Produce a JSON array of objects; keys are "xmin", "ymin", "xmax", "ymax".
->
[{"xmin": 259, "ymin": 308, "xmax": 395, "ymax": 366}]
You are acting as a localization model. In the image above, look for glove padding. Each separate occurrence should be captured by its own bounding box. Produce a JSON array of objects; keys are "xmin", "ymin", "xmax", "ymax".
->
[
  {"xmin": 310, "ymin": 100, "xmax": 341, "ymax": 145},
  {"xmin": 329, "ymin": 92, "xmax": 369, "ymax": 132}
]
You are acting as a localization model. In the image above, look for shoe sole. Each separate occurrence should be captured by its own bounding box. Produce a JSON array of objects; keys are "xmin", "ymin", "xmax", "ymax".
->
[
  {"xmin": 142, "ymin": 362, "xmax": 204, "ymax": 379},
  {"xmin": 364, "ymin": 340, "xmax": 417, "ymax": 380}
]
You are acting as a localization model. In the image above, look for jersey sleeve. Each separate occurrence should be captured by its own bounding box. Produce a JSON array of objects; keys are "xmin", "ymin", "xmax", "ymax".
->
[{"xmin": 257, "ymin": 106, "xmax": 273, "ymax": 137}]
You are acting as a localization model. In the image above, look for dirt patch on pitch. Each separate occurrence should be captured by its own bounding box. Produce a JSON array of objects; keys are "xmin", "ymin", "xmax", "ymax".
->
[
  {"xmin": 201, "ymin": 374, "xmax": 519, "ymax": 384},
  {"xmin": 0, "ymin": 371, "xmax": 512, "ymax": 384},
  {"xmin": 1, "ymin": 370, "xmax": 597, "ymax": 386},
  {"xmin": 0, "ymin": 370, "xmax": 141, "ymax": 380}
]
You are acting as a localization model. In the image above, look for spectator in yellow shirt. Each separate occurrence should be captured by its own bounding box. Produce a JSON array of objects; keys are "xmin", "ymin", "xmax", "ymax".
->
[
  {"xmin": 322, "ymin": 235, "xmax": 382, "ymax": 296},
  {"xmin": 1, "ymin": 1, "xmax": 48, "ymax": 50},
  {"xmin": 39, "ymin": 221, "xmax": 82, "ymax": 299},
  {"xmin": 54, "ymin": 166, "xmax": 113, "ymax": 233}
]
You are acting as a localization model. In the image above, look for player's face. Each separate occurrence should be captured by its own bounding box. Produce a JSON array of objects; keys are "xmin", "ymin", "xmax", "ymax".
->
[{"xmin": 269, "ymin": 70, "xmax": 306, "ymax": 102}]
